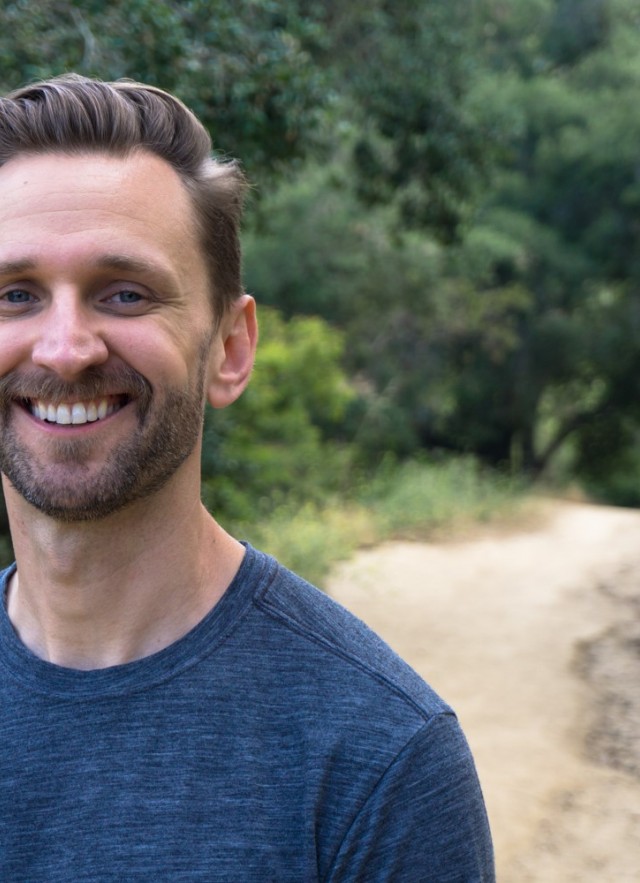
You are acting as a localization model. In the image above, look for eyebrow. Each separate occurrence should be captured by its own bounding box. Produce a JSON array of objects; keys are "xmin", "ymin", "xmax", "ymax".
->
[
  {"xmin": 93, "ymin": 254, "xmax": 164, "ymax": 276},
  {"xmin": 0, "ymin": 259, "xmax": 37, "ymax": 276},
  {"xmin": 0, "ymin": 254, "xmax": 166, "ymax": 278}
]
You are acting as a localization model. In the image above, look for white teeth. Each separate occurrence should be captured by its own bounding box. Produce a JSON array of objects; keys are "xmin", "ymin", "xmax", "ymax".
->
[
  {"xmin": 71, "ymin": 403, "xmax": 87, "ymax": 425},
  {"xmin": 56, "ymin": 404, "xmax": 71, "ymax": 424},
  {"xmin": 31, "ymin": 397, "xmax": 119, "ymax": 425}
]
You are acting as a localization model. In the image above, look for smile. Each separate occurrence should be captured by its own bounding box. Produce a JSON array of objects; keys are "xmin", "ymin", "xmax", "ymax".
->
[{"xmin": 25, "ymin": 395, "xmax": 127, "ymax": 425}]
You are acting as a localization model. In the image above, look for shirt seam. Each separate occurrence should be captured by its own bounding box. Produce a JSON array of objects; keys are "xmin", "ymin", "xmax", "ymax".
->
[
  {"xmin": 322, "ymin": 714, "xmax": 456, "ymax": 882},
  {"xmin": 253, "ymin": 591, "xmax": 441, "ymax": 723}
]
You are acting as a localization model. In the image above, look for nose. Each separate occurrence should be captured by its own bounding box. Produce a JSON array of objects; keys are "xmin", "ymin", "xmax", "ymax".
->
[{"xmin": 31, "ymin": 298, "xmax": 109, "ymax": 379}]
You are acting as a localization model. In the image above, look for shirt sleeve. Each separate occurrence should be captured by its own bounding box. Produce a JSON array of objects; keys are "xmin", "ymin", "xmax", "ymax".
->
[{"xmin": 325, "ymin": 713, "xmax": 495, "ymax": 883}]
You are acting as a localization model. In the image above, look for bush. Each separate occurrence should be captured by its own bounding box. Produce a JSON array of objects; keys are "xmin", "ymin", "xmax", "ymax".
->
[
  {"xmin": 230, "ymin": 455, "xmax": 525, "ymax": 587},
  {"xmin": 361, "ymin": 455, "xmax": 523, "ymax": 539},
  {"xmin": 201, "ymin": 306, "xmax": 356, "ymax": 522}
]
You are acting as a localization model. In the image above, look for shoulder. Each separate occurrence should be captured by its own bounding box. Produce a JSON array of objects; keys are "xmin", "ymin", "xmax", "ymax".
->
[
  {"xmin": 243, "ymin": 545, "xmax": 452, "ymax": 723},
  {"xmin": 239, "ymin": 548, "xmax": 495, "ymax": 880}
]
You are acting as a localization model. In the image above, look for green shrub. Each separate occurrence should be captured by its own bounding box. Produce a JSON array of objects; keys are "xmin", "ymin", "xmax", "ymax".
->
[
  {"xmin": 229, "ymin": 456, "xmax": 525, "ymax": 587},
  {"xmin": 361, "ymin": 455, "xmax": 523, "ymax": 539},
  {"xmin": 201, "ymin": 306, "xmax": 356, "ymax": 522}
]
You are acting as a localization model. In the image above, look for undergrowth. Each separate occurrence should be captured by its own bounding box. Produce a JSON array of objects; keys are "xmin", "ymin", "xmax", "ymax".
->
[{"xmin": 232, "ymin": 456, "xmax": 526, "ymax": 587}]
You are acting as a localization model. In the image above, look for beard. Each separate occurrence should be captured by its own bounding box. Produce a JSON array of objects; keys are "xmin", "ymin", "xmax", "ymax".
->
[{"xmin": 0, "ymin": 350, "xmax": 209, "ymax": 523}]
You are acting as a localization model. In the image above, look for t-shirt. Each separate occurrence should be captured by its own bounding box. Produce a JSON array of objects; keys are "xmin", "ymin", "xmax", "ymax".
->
[{"xmin": 0, "ymin": 545, "xmax": 494, "ymax": 881}]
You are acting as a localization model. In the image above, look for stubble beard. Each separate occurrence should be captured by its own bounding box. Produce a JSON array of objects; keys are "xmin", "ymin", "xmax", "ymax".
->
[{"xmin": 0, "ymin": 352, "xmax": 209, "ymax": 523}]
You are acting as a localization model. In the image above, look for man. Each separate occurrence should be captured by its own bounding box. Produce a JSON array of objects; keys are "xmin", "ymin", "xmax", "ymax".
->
[{"xmin": 0, "ymin": 74, "xmax": 494, "ymax": 881}]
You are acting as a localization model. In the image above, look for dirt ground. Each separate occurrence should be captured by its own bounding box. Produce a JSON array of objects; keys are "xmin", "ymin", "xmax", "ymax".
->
[{"xmin": 326, "ymin": 500, "xmax": 640, "ymax": 882}]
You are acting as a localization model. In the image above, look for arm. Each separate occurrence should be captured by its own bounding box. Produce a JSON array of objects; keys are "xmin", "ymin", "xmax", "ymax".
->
[{"xmin": 326, "ymin": 713, "xmax": 495, "ymax": 883}]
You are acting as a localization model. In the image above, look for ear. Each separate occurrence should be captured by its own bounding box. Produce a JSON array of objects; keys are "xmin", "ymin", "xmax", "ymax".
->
[{"xmin": 207, "ymin": 294, "xmax": 258, "ymax": 409}]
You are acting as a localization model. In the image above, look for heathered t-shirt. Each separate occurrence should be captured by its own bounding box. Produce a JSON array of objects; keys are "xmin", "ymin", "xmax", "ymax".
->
[{"xmin": 0, "ymin": 545, "xmax": 494, "ymax": 882}]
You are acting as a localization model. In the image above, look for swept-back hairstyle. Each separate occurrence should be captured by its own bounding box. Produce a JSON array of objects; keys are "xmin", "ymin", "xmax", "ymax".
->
[{"xmin": 0, "ymin": 73, "xmax": 248, "ymax": 317}]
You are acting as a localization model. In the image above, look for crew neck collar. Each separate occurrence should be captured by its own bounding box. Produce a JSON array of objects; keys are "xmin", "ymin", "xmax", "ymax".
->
[{"xmin": 0, "ymin": 544, "xmax": 272, "ymax": 700}]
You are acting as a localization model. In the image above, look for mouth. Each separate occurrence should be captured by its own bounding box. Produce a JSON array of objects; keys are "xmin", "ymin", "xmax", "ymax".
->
[{"xmin": 23, "ymin": 395, "xmax": 130, "ymax": 426}]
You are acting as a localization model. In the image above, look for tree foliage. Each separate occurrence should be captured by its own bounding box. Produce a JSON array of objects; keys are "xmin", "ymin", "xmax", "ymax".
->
[
  {"xmin": 201, "ymin": 308, "xmax": 355, "ymax": 521},
  {"xmin": 0, "ymin": 0, "xmax": 327, "ymax": 178},
  {"xmin": 312, "ymin": 0, "xmax": 493, "ymax": 241},
  {"xmin": 0, "ymin": 0, "xmax": 639, "ymax": 514},
  {"xmin": 246, "ymin": 0, "xmax": 640, "ymax": 491},
  {"xmin": 443, "ymin": 0, "xmax": 640, "ymax": 475}
]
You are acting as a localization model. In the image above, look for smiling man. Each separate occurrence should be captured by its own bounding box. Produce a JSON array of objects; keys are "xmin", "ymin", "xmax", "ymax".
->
[{"xmin": 0, "ymin": 75, "xmax": 494, "ymax": 881}]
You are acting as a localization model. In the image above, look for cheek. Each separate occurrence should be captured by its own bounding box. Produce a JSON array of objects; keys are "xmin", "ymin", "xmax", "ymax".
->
[
  {"xmin": 105, "ymin": 322, "xmax": 185, "ymax": 364},
  {"xmin": 108, "ymin": 328, "xmax": 193, "ymax": 379},
  {"xmin": 0, "ymin": 331, "xmax": 33, "ymax": 374}
]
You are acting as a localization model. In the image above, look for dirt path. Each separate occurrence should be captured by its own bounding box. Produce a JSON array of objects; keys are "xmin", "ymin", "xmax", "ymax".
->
[{"xmin": 326, "ymin": 500, "xmax": 640, "ymax": 882}]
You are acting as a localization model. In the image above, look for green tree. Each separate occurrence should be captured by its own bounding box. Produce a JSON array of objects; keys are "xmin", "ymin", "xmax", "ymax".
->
[
  {"xmin": 427, "ymin": 0, "xmax": 640, "ymax": 476},
  {"xmin": 313, "ymin": 0, "xmax": 494, "ymax": 242},
  {"xmin": 247, "ymin": 0, "xmax": 640, "ymax": 487},
  {"xmin": 0, "ymin": 0, "xmax": 328, "ymax": 178},
  {"xmin": 201, "ymin": 308, "xmax": 355, "ymax": 521}
]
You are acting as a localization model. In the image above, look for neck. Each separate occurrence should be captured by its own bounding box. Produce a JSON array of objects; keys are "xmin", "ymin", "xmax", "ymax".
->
[{"xmin": 2, "ymin": 468, "xmax": 244, "ymax": 669}]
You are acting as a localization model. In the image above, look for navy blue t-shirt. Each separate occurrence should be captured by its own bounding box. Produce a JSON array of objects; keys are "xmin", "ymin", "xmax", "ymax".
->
[{"xmin": 0, "ymin": 546, "xmax": 494, "ymax": 881}]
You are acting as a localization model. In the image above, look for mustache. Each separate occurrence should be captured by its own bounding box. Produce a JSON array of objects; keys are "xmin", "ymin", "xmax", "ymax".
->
[{"xmin": 0, "ymin": 366, "xmax": 152, "ymax": 405}]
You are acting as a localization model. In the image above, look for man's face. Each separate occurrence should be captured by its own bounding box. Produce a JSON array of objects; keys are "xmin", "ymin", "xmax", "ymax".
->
[{"xmin": 0, "ymin": 150, "xmax": 219, "ymax": 521}]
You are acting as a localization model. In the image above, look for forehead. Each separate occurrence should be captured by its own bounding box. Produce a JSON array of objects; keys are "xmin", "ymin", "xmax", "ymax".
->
[{"xmin": 0, "ymin": 150, "xmax": 201, "ymax": 270}]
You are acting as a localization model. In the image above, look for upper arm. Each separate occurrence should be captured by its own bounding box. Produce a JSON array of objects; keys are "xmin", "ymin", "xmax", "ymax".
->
[{"xmin": 325, "ymin": 714, "xmax": 495, "ymax": 883}]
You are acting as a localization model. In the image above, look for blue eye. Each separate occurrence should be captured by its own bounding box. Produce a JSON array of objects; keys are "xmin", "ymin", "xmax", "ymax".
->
[
  {"xmin": 4, "ymin": 289, "xmax": 33, "ymax": 303},
  {"xmin": 99, "ymin": 286, "xmax": 150, "ymax": 314},
  {"xmin": 113, "ymin": 290, "xmax": 143, "ymax": 304}
]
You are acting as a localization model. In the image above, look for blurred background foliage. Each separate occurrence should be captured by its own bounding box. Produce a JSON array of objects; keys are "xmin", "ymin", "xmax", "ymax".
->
[{"xmin": 0, "ymin": 0, "xmax": 638, "ymax": 574}]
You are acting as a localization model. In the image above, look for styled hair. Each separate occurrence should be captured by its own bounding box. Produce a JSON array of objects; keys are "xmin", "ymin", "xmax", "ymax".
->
[{"xmin": 0, "ymin": 73, "xmax": 248, "ymax": 317}]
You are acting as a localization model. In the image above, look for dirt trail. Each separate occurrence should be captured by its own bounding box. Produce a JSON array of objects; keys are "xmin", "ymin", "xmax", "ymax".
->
[{"xmin": 327, "ymin": 500, "xmax": 640, "ymax": 882}]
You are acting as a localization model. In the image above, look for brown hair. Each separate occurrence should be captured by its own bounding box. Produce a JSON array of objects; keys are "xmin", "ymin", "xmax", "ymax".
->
[{"xmin": 0, "ymin": 73, "xmax": 248, "ymax": 317}]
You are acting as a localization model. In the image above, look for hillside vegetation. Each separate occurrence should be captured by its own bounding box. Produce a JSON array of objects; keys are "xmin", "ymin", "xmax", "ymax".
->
[{"xmin": 0, "ymin": 1, "xmax": 636, "ymax": 572}]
